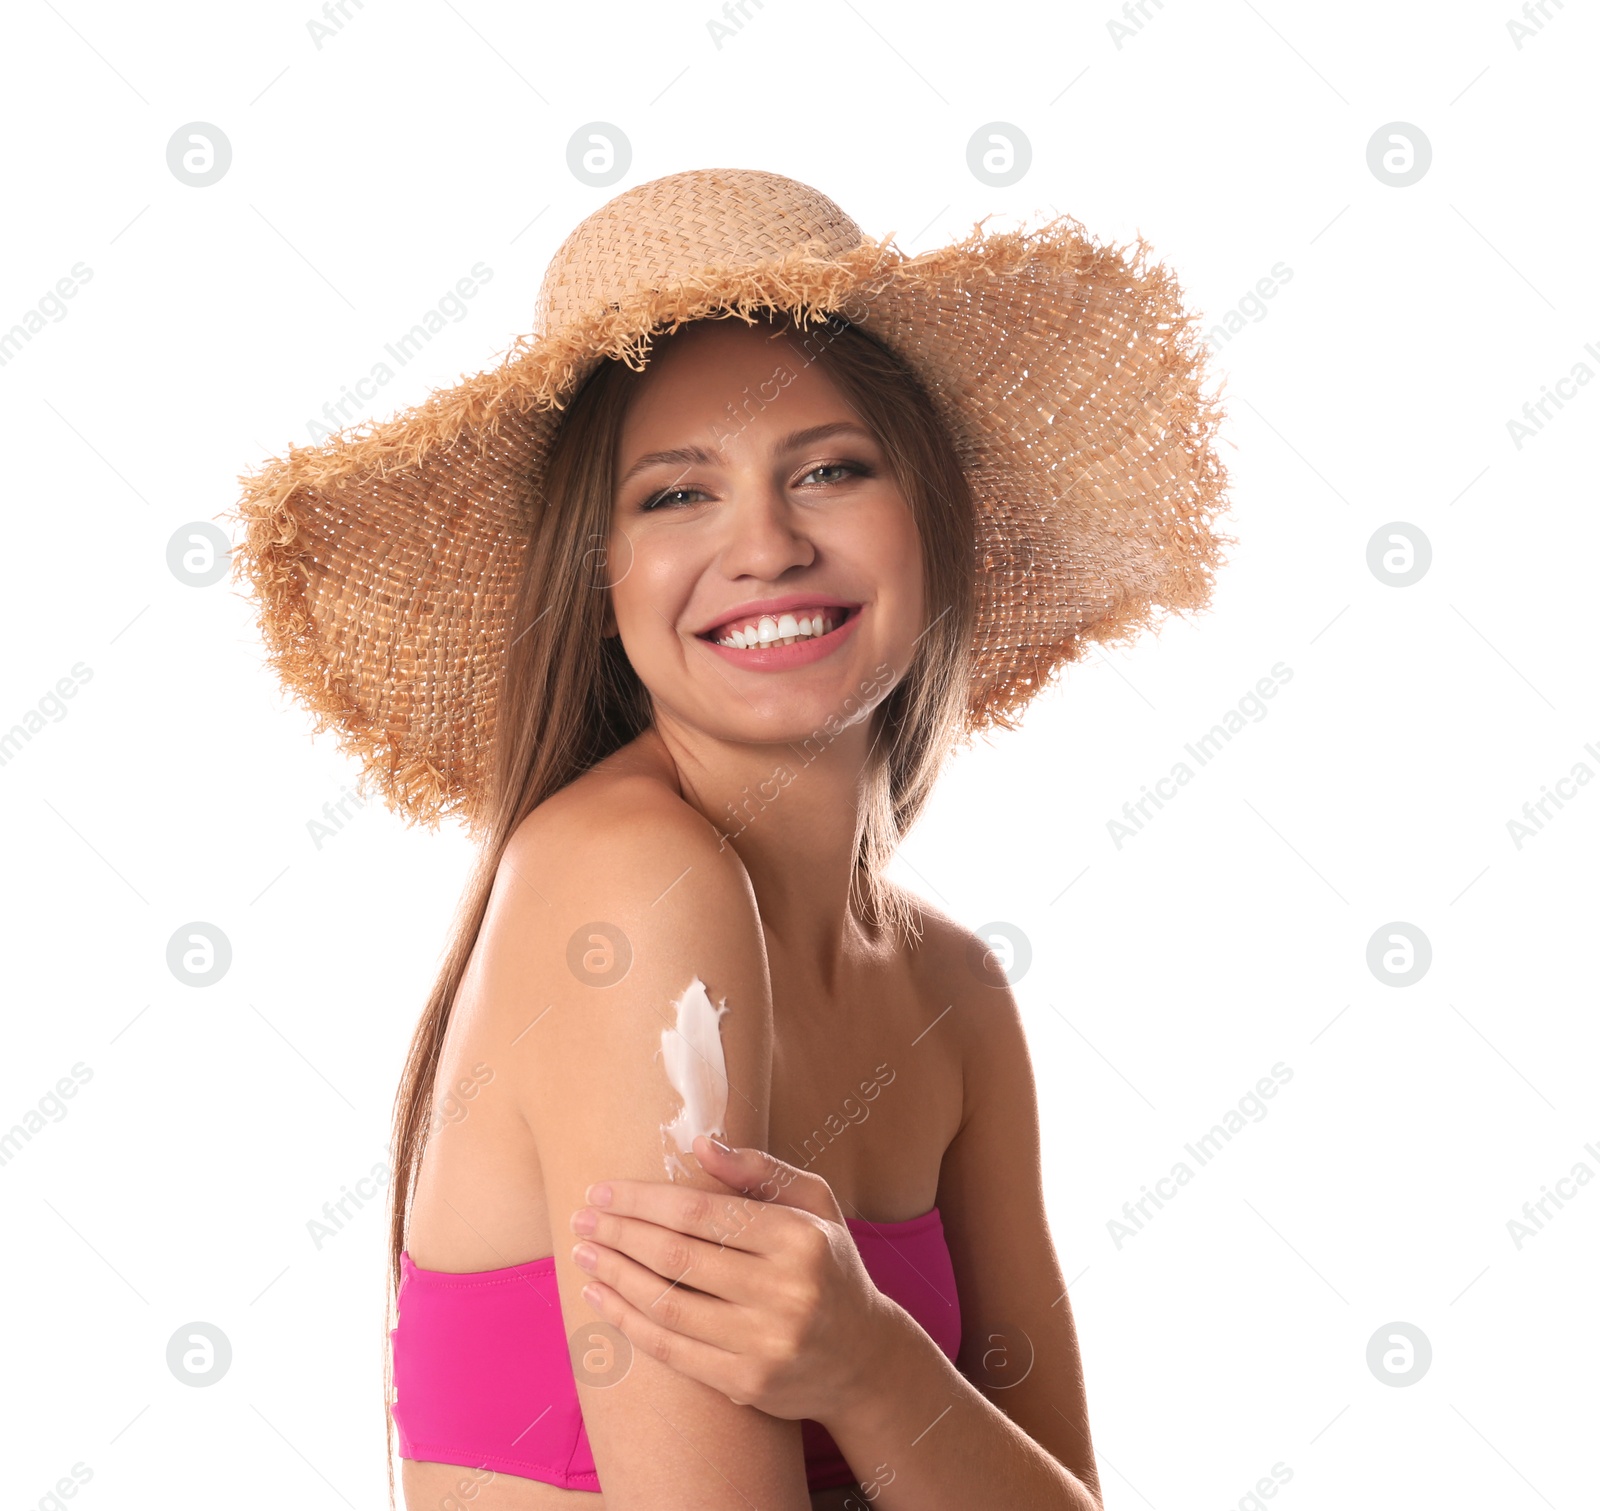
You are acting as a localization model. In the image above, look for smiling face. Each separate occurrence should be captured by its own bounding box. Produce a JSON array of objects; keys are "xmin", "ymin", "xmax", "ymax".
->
[{"xmin": 604, "ymin": 317, "xmax": 926, "ymax": 747}]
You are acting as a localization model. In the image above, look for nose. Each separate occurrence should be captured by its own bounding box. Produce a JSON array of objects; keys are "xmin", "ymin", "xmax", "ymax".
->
[{"xmin": 714, "ymin": 477, "xmax": 817, "ymax": 580}]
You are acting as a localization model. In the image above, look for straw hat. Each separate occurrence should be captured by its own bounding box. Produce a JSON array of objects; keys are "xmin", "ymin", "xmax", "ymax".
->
[{"xmin": 223, "ymin": 167, "xmax": 1233, "ymax": 833}]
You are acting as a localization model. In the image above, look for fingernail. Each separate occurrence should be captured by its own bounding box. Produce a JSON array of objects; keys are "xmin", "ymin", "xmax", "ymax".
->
[
  {"xmin": 570, "ymin": 1207, "xmax": 597, "ymax": 1234},
  {"xmin": 708, "ymin": 1135, "xmax": 734, "ymax": 1155},
  {"xmin": 586, "ymin": 1182, "xmax": 612, "ymax": 1207},
  {"xmin": 572, "ymin": 1242, "xmax": 598, "ymax": 1271},
  {"xmin": 581, "ymin": 1282, "xmax": 602, "ymax": 1305}
]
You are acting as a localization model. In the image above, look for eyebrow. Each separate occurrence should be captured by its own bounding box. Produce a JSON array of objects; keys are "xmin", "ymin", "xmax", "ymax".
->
[{"xmin": 617, "ymin": 421, "xmax": 875, "ymax": 488}]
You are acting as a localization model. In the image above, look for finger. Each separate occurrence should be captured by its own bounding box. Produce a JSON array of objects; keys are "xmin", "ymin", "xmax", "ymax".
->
[
  {"xmin": 576, "ymin": 1178, "xmax": 796, "ymax": 1256},
  {"xmin": 575, "ymin": 1208, "xmax": 768, "ymax": 1302},
  {"xmin": 572, "ymin": 1238, "xmax": 744, "ymax": 1353},
  {"xmin": 577, "ymin": 1273, "xmax": 745, "ymax": 1400},
  {"xmin": 691, "ymin": 1137, "xmax": 842, "ymax": 1225}
]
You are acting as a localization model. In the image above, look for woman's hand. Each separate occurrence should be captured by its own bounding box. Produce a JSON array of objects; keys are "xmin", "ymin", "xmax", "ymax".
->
[{"xmin": 568, "ymin": 1136, "xmax": 893, "ymax": 1424}]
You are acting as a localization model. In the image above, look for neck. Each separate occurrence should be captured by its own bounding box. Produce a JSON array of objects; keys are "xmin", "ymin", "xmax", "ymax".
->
[{"xmin": 639, "ymin": 718, "xmax": 882, "ymax": 990}]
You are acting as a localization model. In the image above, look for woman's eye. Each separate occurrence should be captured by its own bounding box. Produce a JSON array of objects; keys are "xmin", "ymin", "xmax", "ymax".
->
[
  {"xmin": 641, "ymin": 486, "xmax": 702, "ymax": 512},
  {"xmin": 800, "ymin": 460, "xmax": 869, "ymax": 487}
]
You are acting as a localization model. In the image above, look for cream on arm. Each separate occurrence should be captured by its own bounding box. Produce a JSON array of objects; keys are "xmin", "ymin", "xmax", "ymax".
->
[{"xmin": 658, "ymin": 974, "xmax": 731, "ymax": 1179}]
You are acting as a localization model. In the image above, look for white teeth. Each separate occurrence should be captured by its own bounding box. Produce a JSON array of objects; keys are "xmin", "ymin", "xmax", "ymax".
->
[{"xmin": 713, "ymin": 607, "xmax": 844, "ymax": 649}]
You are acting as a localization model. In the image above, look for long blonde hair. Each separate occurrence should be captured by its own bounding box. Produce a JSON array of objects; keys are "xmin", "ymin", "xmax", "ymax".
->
[{"xmin": 382, "ymin": 306, "xmax": 976, "ymax": 1504}]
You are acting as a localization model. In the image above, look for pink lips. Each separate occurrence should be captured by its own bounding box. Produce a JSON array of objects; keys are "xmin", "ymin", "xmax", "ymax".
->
[{"xmin": 698, "ymin": 606, "xmax": 863, "ymax": 670}]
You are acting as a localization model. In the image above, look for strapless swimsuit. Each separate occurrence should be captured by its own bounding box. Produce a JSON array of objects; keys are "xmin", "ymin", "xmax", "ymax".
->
[{"xmin": 391, "ymin": 1205, "xmax": 961, "ymax": 1493}]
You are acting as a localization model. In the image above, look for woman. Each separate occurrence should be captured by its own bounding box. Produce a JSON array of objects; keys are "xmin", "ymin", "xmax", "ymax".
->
[{"xmin": 226, "ymin": 168, "xmax": 1231, "ymax": 1511}]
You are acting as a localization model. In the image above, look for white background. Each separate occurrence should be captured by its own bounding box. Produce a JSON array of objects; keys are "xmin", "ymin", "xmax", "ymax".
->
[{"xmin": 2, "ymin": 1, "xmax": 1596, "ymax": 1508}]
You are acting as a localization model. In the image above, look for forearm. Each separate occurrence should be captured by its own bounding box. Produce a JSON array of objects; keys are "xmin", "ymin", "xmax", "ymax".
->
[{"xmin": 820, "ymin": 1299, "xmax": 1100, "ymax": 1510}]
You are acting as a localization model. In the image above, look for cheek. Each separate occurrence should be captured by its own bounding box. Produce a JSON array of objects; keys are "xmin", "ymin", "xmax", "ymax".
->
[
  {"xmin": 603, "ymin": 521, "xmax": 641, "ymax": 601},
  {"xmin": 864, "ymin": 501, "xmax": 924, "ymax": 607},
  {"xmin": 608, "ymin": 529, "xmax": 696, "ymax": 637}
]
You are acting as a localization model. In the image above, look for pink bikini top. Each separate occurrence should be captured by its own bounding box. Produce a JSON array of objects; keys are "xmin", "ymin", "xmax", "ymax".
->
[{"xmin": 390, "ymin": 1206, "xmax": 961, "ymax": 1494}]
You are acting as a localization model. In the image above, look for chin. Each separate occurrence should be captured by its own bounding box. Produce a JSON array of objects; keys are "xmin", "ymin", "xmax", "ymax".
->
[{"xmin": 719, "ymin": 678, "xmax": 890, "ymax": 743}]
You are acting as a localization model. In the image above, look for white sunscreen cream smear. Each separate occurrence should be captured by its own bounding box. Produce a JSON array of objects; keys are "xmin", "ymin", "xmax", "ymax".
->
[{"xmin": 657, "ymin": 975, "xmax": 731, "ymax": 1179}]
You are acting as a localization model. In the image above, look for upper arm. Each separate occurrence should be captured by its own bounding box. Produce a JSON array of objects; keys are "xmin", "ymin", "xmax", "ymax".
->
[
  {"xmin": 479, "ymin": 787, "xmax": 809, "ymax": 1510},
  {"xmin": 933, "ymin": 926, "xmax": 1102, "ymax": 1504}
]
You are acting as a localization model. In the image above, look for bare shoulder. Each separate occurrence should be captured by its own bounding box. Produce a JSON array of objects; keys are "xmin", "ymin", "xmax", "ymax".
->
[
  {"xmin": 506, "ymin": 759, "xmax": 751, "ymax": 897},
  {"xmin": 483, "ymin": 761, "xmax": 764, "ymax": 947},
  {"xmin": 475, "ymin": 761, "xmax": 774, "ymax": 1118},
  {"xmin": 869, "ymin": 883, "xmax": 1038, "ymax": 1179},
  {"xmin": 885, "ymin": 884, "xmax": 1023, "ymax": 1063},
  {"xmin": 886, "ymin": 885, "xmax": 1014, "ymax": 993}
]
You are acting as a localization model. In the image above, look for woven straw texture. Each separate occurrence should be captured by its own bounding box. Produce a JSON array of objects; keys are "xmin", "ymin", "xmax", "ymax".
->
[{"xmin": 223, "ymin": 167, "xmax": 1234, "ymax": 831}]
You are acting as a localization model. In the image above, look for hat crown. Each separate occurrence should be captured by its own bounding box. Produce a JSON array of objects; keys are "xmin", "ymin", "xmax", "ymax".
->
[{"xmin": 534, "ymin": 168, "xmax": 863, "ymax": 336}]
